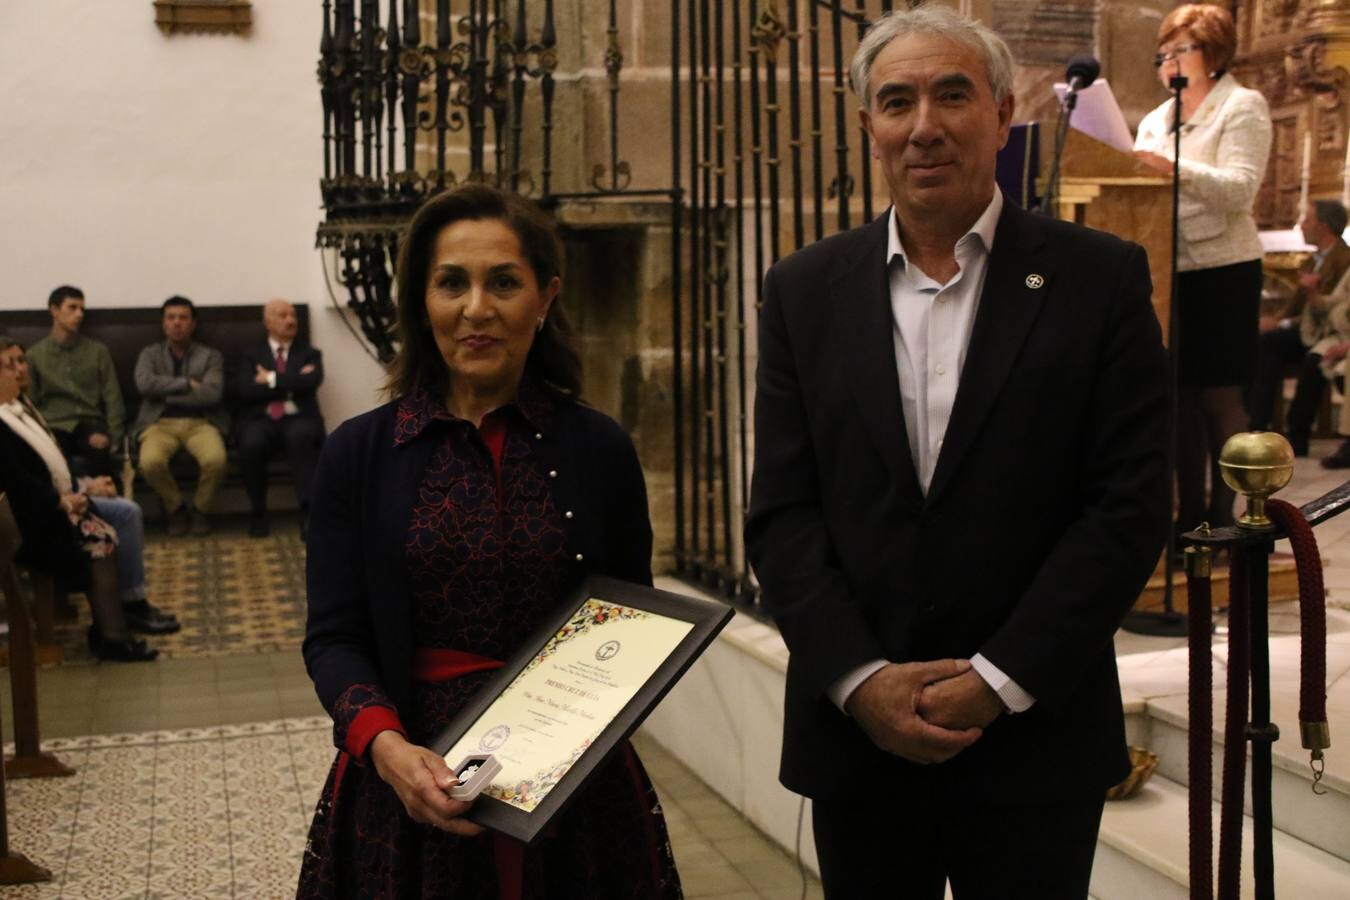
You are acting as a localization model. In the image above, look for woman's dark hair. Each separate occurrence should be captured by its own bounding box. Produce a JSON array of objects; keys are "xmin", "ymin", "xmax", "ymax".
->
[{"xmin": 385, "ymin": 183, "xmax": 582, "ymax": 401}]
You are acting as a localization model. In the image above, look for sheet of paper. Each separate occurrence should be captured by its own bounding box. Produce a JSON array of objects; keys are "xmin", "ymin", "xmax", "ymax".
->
[
  {"xmin": 444, "ymin": 598, "xmax": 693, "ymax": 812},
  {"xmin": 1052, "ymin": 79, "xmax": 1135, "ymax": 154},
  {"xmin": 1258, "ymin": 228, "xmax": 1315, "ymax": 253}
]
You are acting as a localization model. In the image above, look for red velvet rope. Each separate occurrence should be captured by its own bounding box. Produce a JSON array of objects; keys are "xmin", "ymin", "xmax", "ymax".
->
[
  {"xmin": 1218, "ymin": 549, "xmax": 1249, "ymax": 900},
  {"xmin": 1193, "ymin": 499, "xmax": 1330, "ymax": 900},
  {"xmin": 1186, "ymin": 551, "xmax": 1214, "ymax": 900},
  {"xmin": 1266, "ymin": 499, "xmax": 1329, "ymax": 732}
]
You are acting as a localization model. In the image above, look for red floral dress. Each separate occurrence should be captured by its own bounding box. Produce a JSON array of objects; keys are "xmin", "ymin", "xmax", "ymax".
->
[{"xmin": 297, "ymin": 390, "xmax": 682, "ymax": 899}]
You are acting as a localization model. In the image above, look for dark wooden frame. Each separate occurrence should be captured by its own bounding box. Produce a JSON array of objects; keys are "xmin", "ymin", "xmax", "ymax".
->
[{"xmin": 429, "ymin": 575, "xmax": 732, "ymax": 844}]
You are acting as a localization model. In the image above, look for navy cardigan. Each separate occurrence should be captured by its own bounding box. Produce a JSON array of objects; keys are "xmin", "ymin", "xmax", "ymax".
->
[{"xmin": 301, "ymin": 395, "xmax": 653, "ymax": 724}]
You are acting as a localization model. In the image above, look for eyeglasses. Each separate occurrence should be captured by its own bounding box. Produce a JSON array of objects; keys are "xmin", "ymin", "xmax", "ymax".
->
[{"xmin": 1154, "ymin": 43, "xmax": 1201, "ymax": 67}]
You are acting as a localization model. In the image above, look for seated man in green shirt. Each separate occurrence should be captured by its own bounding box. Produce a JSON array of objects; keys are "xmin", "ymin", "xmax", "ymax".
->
[{"xmin": 26, "ymin": 285, "xmax": 126, "ymax": 478}]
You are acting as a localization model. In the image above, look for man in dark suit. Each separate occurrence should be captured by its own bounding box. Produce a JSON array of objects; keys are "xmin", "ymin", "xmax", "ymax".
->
[
  {"xmin": 745, "ymin": 7, "xmax": 1169, "ymax": 898},
  {"xmin": 231, "ymin": 299, "xmax": 324, "ymax": 537}
]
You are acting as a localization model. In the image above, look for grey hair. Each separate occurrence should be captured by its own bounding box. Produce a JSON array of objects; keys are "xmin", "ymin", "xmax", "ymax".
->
[{"xmin": 849, "ymin": 6, "xmax": 1015, "ymax": 108}]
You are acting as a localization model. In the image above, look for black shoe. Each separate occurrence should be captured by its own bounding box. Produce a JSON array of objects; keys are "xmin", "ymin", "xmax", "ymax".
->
[
  {"xmin": 123, "ymin": 600, "xmax": 181, "ymax": 635},
  {"xmin": 1322, "ymin": 441, "xmax": 1350, "ymax": 469},
  {"xmin": 249, "ymin": 513, "xmax": 270, "ymax": 538},
  {"xmin": 88, "ymin": 626, "xmax": 159, "ymax": 662},
  {"xmin": 165, "ymin": 504, "xmax": 190, "ymax": 536}
]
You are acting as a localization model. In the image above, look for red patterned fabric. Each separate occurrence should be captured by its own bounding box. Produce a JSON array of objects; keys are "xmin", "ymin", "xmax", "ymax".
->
[{"xmin": 298, "ymin": 389, "xmax": 682, "ymax": 899}]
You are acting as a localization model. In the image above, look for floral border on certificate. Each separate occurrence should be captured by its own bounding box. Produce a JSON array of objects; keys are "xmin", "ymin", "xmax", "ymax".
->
[
  {"xmin": 518, "ymin": 598, "xmax": 648, "ymax": 676},
  {"xmin": 487, "ymin": 738, "xmax": 593, "ymax": 811}
]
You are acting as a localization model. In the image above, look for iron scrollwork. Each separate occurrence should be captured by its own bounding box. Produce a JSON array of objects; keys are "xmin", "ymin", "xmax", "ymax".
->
[
  {"xmin": 752, "ymin": 3, "xmax": 788, "ymax": 63},
  {"xmin": 316, "ymin": 0, "xmax": 638, "ymax": 363}
]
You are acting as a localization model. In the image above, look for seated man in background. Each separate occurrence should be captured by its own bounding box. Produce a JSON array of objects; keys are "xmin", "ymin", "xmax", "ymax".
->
[
  {"xmin": 0, "ymin": 335, "xmax": 179, "ymax": 635},
  {"xmin": 133, "ymin": 296, "xmax": 229, "ymax": 537},
  {"xmin": 26, "ymin": 285, "xmax": 126, "ymax": 477},
  {"xmin": 230, "ymin": 298, "xmax": 324, "ymax": 537},
  {"xmin": 1316, "ymin": 268, "xmax": 1350, "ymax": 469},
  {"xmin": 1249, "ymin": 200, "xmax": 1350, "ymax": 455}
]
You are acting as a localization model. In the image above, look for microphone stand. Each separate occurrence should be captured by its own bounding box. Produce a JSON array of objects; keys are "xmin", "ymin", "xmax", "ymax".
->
[
  {"xmin": 1123, "ymin": 74, "xmax": 1190, "ymax": 637},
  {"xmin": 1038, "ymin": 81, "xmax": 1082, "ymax": 216}
]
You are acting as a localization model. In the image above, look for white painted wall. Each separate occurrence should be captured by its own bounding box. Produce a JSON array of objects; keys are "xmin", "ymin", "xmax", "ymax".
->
[{"xmin": 0, "ymin": 1, "xmax": 386, "ymax": 427}]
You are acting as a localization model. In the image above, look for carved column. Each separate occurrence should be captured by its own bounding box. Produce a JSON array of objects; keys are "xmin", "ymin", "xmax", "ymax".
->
[{"xmin": 1233, "ymin": 0, "xmax": 1350, "ymax": 227}]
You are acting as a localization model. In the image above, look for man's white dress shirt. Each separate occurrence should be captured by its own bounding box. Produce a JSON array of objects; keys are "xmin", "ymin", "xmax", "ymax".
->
[{"xmin": 827, "ymin": 189, "xmax": 1035, "ymax": 715}]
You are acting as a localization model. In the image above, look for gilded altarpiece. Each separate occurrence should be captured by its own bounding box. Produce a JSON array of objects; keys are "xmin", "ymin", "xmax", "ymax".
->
[{"xmin": 1231, "ymin": 0, "xmax": 1350, "ymax": 228}]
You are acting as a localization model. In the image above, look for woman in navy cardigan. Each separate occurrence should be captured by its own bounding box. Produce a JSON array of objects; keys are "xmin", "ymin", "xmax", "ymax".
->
[{"xmin": 298, "ymin": 185, "xmax": 681, "ymax": 898}]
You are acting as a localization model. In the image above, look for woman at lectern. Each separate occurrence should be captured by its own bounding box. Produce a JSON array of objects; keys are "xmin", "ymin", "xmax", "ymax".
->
[
  {"xmin": 1133, "ymin": 3, "xmax": 1272, "ymax": 534},
  {"xmin": 296, "ymin": 184, "xmax": 680, "ymax": 898}
]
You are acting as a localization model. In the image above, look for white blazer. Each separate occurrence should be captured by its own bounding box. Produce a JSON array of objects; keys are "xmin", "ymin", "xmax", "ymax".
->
[{"xmin": 1135, "ymin": 73, "xmax": 1272, "ymax": 272}]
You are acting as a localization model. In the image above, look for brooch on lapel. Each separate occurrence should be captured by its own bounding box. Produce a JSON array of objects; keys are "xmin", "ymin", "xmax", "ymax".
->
[{"xmin": 1025, "ymin": 274, "xmax": 1045, "ymax": 289}]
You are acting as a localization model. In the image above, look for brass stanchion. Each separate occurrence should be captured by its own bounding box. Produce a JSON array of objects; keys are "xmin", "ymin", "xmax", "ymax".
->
[{"xmin": 1212, "ymin": 433, "xmax": 1294, "ymax": 900}]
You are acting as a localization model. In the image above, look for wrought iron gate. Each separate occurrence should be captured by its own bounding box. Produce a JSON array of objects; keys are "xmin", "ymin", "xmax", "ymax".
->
[
  {"xmin": 671, "ymin": 1, "xmax": 896, "ymax": 601},
  {"xmin": 315, "ymin": 0, "xmax": 905, "ymax": 605},
  {"xmin": 315, "ymin": 0, "xmax": 645, "ymax": 361}
]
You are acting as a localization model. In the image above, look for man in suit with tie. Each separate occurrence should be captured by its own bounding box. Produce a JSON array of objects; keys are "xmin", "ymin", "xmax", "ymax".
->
[
  {"xmin": 231, "ymin": 299, "xmax": 324, "ymax": 537},
  {"xmin": 745, "ymin": 7, "xmax": 1169, "ymax": 897}
]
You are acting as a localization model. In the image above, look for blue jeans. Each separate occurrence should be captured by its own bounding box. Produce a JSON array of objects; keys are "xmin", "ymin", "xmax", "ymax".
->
[{"xmin": 89, "ymin": 496, "xmax": 146, "ymax": 602}]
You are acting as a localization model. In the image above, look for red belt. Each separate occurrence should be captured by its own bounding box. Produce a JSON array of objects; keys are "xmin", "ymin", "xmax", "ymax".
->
[{"xmin": 414, "ymin": 647, "xmax": 505, "ymax": 681}]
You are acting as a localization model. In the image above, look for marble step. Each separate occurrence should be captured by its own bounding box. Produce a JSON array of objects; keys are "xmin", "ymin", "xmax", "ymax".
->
[
  {"xmin": 1092, "ymin": 775, "xmax": 1350, "ymax": 900},
  {"xmin": 1138, "ymin": 691, "xmax": 1350, "ymax": 863}
]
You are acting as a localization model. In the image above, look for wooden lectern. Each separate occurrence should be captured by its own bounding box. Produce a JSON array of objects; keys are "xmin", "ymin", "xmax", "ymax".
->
[{"xmin": 1041, "ymin": 130, "xmax": 1174, "ymax": 339}]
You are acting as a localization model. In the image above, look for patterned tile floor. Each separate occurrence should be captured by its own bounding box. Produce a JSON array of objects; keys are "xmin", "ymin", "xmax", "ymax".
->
[
  {"xmin": 1, "ymin": 519, "xmax": 822, "ymax": 899},
  {"xmin": 34, "ymin": 519, "xmax": 308, "ymax": 663}
]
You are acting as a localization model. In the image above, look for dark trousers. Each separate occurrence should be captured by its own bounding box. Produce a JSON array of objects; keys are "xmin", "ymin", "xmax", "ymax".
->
[
  {"xmin": 236, "ymin": 415, "xmax": 323, "ymax": 515},
  {"xmin": 1249, "ymin": 326, "xmax": 1325, "ymax": 449},
  {"xmin": 52, "ymin": 420, "xmax": 114, "ymax": 478},
  {"xmin": 813, "ymin": 780, "xmax": 1104, "ymax": 899}
]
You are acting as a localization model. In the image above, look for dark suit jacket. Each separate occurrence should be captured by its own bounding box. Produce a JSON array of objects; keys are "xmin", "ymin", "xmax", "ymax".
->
[
  {"xmin": 745, "ymin": 201, "xmax": 1170, "ymax": 805},
  {"xmin": 302, "ymin": 395, "xmax": 652, "ymax": 720},
  {"xmin": 0, "ymin": 418, "xmax": 90, "ymax": 590},
  {"xmin": 230, "ymin": 342, "xmax": 324, "ymax": 424}
]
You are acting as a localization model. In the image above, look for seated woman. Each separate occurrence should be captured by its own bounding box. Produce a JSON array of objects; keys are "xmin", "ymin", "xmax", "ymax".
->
[
  {"xmin": 0, "ymin": 344, "xmax": 157, "ymax": 661},
  {"xmin": 298, "ymin": 184, "xmax": 680, "ymax": 897},
  {"xmin": 0, "ymin": 337, "xmax": 178, "ymax": 636}
]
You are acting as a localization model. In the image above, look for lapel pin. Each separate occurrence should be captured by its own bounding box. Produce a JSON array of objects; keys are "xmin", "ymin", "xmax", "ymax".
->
[{"xmin": 1025, "ymin": 273, "xmax": 1045, "ymax": 289}]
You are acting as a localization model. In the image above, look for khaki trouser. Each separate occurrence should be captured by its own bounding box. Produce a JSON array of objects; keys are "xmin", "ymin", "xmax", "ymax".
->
[{"xmin": 138, "ymin": 418, "xmax": 226, "ymax": 513}]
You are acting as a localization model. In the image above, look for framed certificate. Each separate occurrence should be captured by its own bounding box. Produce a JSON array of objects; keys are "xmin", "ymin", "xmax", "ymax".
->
[{"xmin": 429, "ymin": 575, "xmax": 733, "ymax": 844}]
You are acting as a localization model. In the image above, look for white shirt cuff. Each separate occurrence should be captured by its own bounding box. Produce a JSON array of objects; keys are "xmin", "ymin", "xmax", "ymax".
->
[
  {"xmin": 970, "ymin": 653, "xmax": 1035, "ymax": 713},
  {"xmin": 827, "ymin": 659, "xmax": 889, "ymax": 713}
]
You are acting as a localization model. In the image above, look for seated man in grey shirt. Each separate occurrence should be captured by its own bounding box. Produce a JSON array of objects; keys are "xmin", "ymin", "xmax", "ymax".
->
[{"xmin": 133, "ymin": 296, "xmax": 229, "ymax": 536}]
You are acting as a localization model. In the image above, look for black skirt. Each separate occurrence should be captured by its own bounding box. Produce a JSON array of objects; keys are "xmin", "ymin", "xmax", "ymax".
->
[{"xmin": 1175, "ymin": 259, "xmax": 1262, "ymax": 387}]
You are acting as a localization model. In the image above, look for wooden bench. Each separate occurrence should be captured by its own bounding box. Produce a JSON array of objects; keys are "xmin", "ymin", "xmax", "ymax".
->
[
  {"xmin": 0, "ymin": 493, "xmax": 72, "ymax": 885},
  {"xmin": 0, "ymin": 304, "xmax": 314, "ymax": 513}
]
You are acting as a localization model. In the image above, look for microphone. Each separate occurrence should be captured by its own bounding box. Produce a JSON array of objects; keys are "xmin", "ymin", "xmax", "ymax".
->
[
  {"xmin": 1065, "ymin": 55, "xmax": 1101, "ymax": 92},
  {"xmin": 1039, "ymin": 55, "xmax": 1101, "ymax": 215}
]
